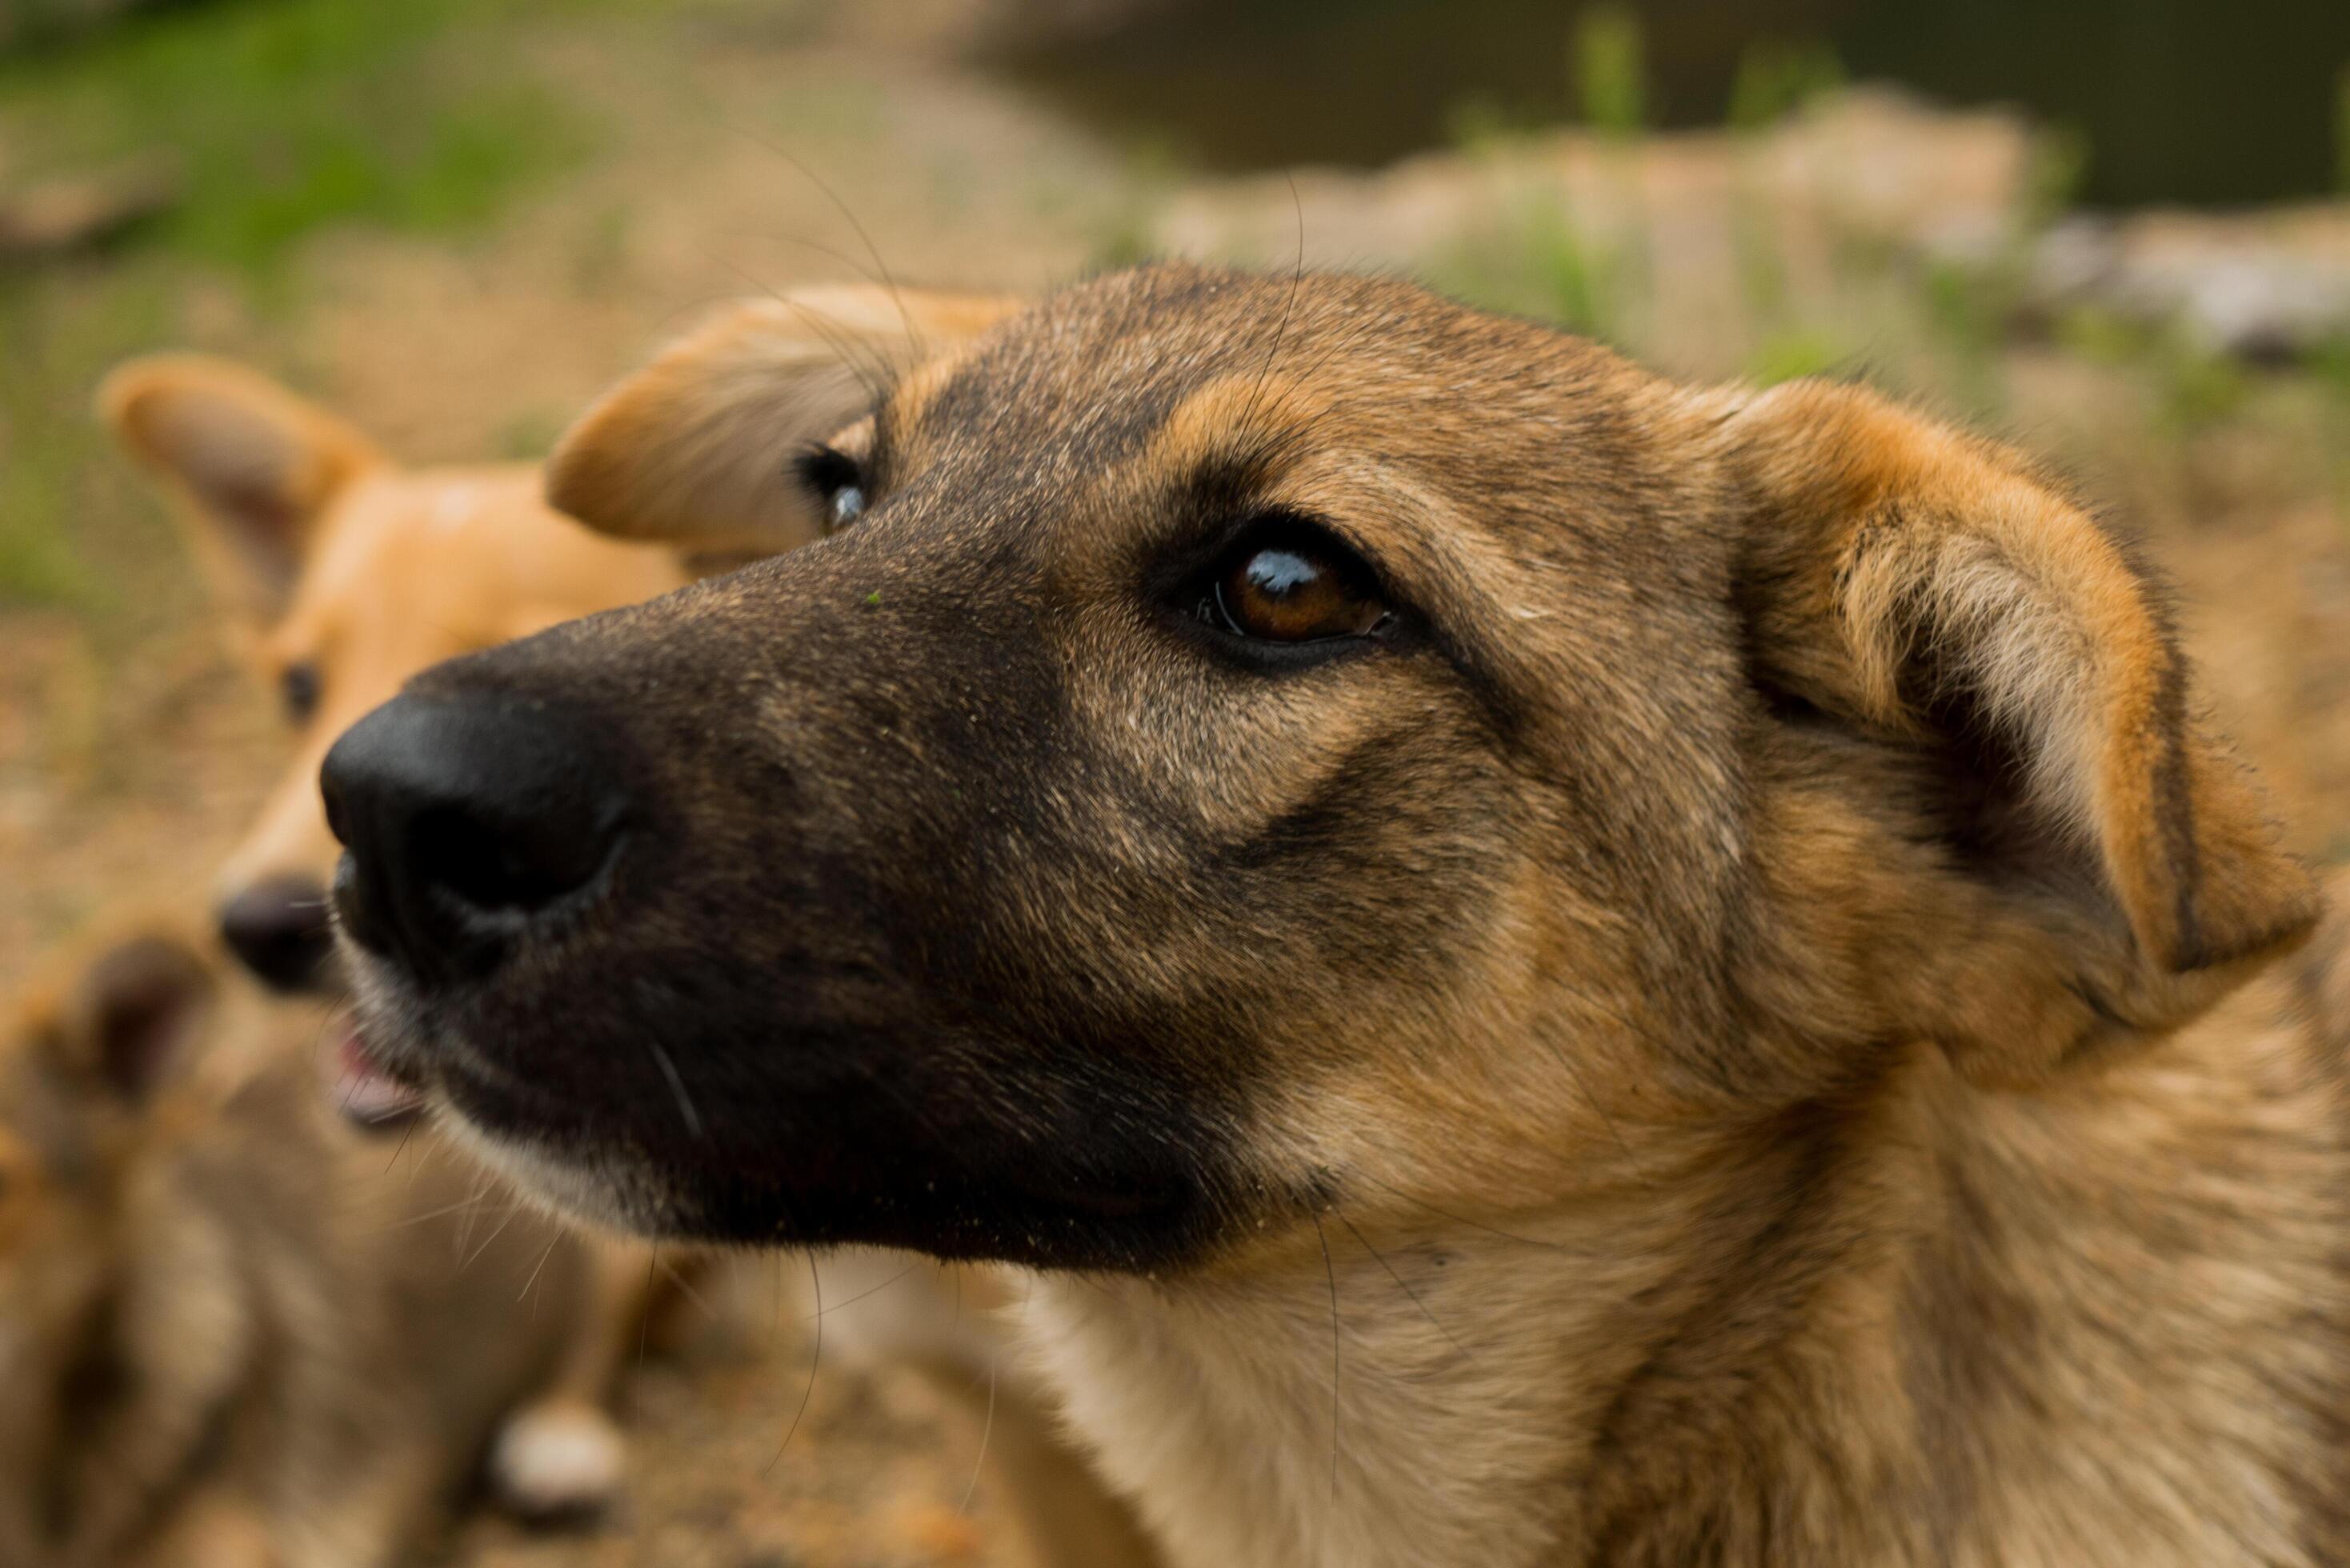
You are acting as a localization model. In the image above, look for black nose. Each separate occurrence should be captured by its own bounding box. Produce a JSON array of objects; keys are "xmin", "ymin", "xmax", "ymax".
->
[
  {"xmin": 319, "ymin": 693, "xmax": 629, "ymax": 983},
  {"xmin": 218, "ymin": 873, "xmax": 334, "ymax": 991}
]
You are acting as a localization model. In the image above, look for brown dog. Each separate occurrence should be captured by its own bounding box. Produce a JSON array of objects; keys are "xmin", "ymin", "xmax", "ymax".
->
[
  {"xmin": 0, "ymin": 915, "xmax": 607, "ymax": 1567},
  {"xmin": 324, "ymin": 264, "xmax": 2345, "ymax": 1566}
]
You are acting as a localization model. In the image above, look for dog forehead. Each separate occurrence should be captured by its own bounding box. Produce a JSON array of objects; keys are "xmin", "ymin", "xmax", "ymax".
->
[
  {"xmin": 887, "ymin": 266, "xmax": 1662, "ymax": 530},
  {"xmin": 900, "ymin": 271, "xmax": 1445, "ymax": 461}
]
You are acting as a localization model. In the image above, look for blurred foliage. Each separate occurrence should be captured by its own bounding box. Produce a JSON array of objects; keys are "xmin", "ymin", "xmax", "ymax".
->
[
  {"xmin": 1571, "ymin": 6, "xmax": 1645, "ymax": 140},
  {"xmin": 1725, "ymin": 39, "xmax": 1841, "ymax": 133},
  {"xmin": 0, "ymin": 0, "xmax": 600, "ymax": 278},
  {"xmin": 0, "ymin": 0, "xmax": 631, "ymax": 610},
  {"xmin": 1745, "ymin": 328, "xmax": 1848, "ymax": 386},
  {"xmin": 0, "ymin": 268, "xmax": 174, "ymax": 611},
  {"xmin": 2338, "ymin": 65, "xmax": 2350, "ymax": 194}
]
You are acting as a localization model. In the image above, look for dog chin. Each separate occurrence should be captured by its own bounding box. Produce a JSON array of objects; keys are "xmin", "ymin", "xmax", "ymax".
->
[
  {"xmin": 340, "ymin": 975, "xmax": 683, "ymax": 1237},
  {"xmin": 428, "ymin": 1109, "xmax": 683, "ymax": 1240}
]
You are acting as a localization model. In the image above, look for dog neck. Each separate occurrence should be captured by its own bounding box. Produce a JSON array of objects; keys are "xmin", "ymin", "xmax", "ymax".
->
[{"xmin": 1021, "ymin": 970, "xmax": 2349, "ymax": 1568}]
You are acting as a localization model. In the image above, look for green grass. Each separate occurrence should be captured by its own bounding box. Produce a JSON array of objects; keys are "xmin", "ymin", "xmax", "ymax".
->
[
  {"xmin": 1571, "ymin": 6, "xmax": 1645, "ymax": 140},
  {"xmin": 1726, "ymin": 40, "xmax": 1843, "ymax": 132},
  {"xmin": 0, "ymin": 266, "xmax": 179, "ymax": 611},
  {"xmin": 0, "ymin": 0, "xmax": 640, "ymax": 612},
  {"xmin": 1745, "ymin": 330, "xmax": 1848, "ymax": 386},
  {"xmin": 2337, "ymin": 66, "xmax": 2350, "ymax": 195},
  {"xmin": 1433, "ymin": 198, "xmax": 1623, "ymax": 340},
  {"xmin": 0, "ymin": 0, "xmax": 599, "ymax": 280}
]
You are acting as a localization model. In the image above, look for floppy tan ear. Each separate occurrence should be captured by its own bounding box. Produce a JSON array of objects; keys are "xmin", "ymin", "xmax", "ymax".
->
[
  {"xmin": 1729, "ymin": 379, "xmax": 2317, "ymax": 1081},
  {"xmin": 546, "ymin": 284, "xmax": 1020, "ymax": 552},
  {"xmin": 98, "ymin": 355, "xmax": 384, "ymax": 625}
]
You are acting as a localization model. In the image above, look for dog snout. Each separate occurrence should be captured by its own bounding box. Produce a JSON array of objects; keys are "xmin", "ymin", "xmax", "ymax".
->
[
  {"xmin": 320, "ymin": 692, "xmax": 630, "ymax": 983},
  {"xmin": 217, "ymin": 872, "xmax": 334, "ymax": 991}
]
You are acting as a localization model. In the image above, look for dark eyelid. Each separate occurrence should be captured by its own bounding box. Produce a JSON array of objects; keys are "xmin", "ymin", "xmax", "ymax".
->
[{"xmin": 794, "ymin": 442, "xmax": 861, "ymax": 499}]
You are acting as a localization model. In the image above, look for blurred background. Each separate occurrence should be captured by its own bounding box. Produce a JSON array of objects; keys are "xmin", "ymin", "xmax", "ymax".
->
[{"xmin": 2, "ymin": 1, "xmax": 2348, "ymax": 1563}]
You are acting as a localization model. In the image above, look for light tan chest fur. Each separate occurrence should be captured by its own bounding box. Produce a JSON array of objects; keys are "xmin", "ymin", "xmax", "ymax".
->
[{"xmin": 1021, "ymin": 976, "xmax": 2349, "ymax": 1568}]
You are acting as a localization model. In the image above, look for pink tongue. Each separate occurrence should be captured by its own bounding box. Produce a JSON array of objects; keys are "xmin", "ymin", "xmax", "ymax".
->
[{"xmin": 329, "ymin": 1023, "xmax": 426, "ymax": 1125}]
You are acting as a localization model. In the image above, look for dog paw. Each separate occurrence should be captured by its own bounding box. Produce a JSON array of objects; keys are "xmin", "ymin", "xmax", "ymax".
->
[{"xmin": 489, "ymin": 1398, "xmax": 627, "ymax": 1521}]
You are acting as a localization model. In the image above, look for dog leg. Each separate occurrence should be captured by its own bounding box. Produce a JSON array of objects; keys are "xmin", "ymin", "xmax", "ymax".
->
[{"xmin": 484, "ymin": 1234, "xmax": 651, "ymax": 1519}]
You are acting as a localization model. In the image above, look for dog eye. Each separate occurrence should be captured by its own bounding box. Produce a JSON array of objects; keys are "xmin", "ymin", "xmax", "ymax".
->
[
  {"xmin": 1203, "ymin": 521, "xmax": 1392, "ymax": 645},
  {"xmin": 280, "ymin": 662, "xmax": 322, "ymax": 725},
  {"xmin": 795, "ymin": 445, "xmax": 867, "ymax": 534}
]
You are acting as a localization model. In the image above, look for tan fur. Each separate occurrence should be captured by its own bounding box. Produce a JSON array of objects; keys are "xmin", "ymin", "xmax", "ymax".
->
[
  {"xmin": 100, "ymin": 354, "xmax": 695, "ymax": 1524},
  {"xmin": 0, "ymin": 918, "xmax": 602, "ymax": 1567},
  {"xmin": 514, "ymin": 266, "xmax": 2344, "ymax": 1568},
  {"xmin": 547, "ymin": 286, "xmax": 1019, "ymax": 554}
]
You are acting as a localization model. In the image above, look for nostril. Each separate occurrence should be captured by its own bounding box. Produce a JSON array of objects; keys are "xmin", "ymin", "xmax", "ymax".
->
[
  {"xmin": 409, "ymin": 802, "xmax": 619, "ymax": 914},
  {"xmin": 318, "ymin": 690, "xmax": 631, "ymax": 986},
  {"xmin": 218, "ymin": 874, "xmax": 334, "ymax": 992}
]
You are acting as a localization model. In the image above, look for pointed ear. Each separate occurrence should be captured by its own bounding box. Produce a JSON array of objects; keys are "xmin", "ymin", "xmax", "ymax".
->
[
  {"xmin": 98, "ymin": 355, "xmax": 385, "ymax": 625},
  {"xmin": 1729, "ymin": 379, "xmax": 2318, "ymax": 1082},
  {"xmin": 55, "ymin": 931, "xmax": 221, "ymax": 1105},
  {"xmin": 546, "ymin": 285, "xmax": 1020, "ymax": 552}
]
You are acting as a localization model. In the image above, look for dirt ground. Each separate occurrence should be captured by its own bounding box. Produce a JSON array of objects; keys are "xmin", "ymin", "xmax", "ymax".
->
[{"xmin": 2, "ymin": 8, "xmax": 2348, "ymax": 1566}]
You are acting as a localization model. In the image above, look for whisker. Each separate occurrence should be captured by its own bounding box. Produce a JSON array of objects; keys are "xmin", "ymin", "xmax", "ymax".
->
[
  {"xmin": 461, "ymin": 1199, "xmax": 522, "ymax": 1270},
  {"xmin": 1332, "ymin": 1207, "xmax": 1474, "ymax": 1363},
  {"xmin": 640, "ymin": 1245, "xmax": 659, "ymax": 1368},
  {"xmin": 698, "ymin": 251, "xmax": 898, "ymax": 405},
  {"xmin": 1312, "ymin": 1210, "xmax": 1342, "ymax": 1510},
  {"xmin": 645, "ymin": 1038, "xmax": 706, "ymax": 1140},
  {"xmin": 519, "ymin": 1234, "xmax": 562, "ymax": 1308},
  {"xmin": 370, "ymin": 1195, "xmax": 487, "ymax": 1233},
  {"xmin": 1347, "ymin": 1172, "xmax": 1571, "ymax": 1253},
  {"xmin": 715, "ymin": 227, "xmax": 893, "ymax": 290},
  {"xmin": 452, "ymin": 1170, "xmax": 494, "ymax": 1261},
  {"xmin": 1239, "ymin": 172, "xmax": 1308, "ymax": 433},
  {"xmin": 658, "ymin": 1257, "xmax": 719, "ymax": 1322},
  {"xmin": 807, "ymin": 1259, "xmax": 923, "ymax": 1321},
  {"xmin": 957, "ymin": 1356, "xmax": 998, "ymax": 1518},
  {"xmin": 721, "ymin": 126, "xmax": 922, "ymax": 358},
  {"xmin": 765, "ymin": 1253, "xmax": 823, "ymax": 1474}
]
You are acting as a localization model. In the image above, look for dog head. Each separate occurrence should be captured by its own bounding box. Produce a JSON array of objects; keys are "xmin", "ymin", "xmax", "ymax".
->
[
  {"xmin": 323, "ymin": 266, "xmax": 2317, "ymax": 1274},
  {"xmin": 98, "ymin": 356, "xmax": 691, "ymax": 1020}
]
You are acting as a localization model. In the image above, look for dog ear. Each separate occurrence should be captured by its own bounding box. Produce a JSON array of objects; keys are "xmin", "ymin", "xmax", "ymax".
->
[
  {"xmin": 546, "ymin": 285, "xmax": 1019, "ymax": 551},
  {"xmin": 98, "ymin": 355, "xmax": 384, "ymax": 626},
  {"xmin": 54, "ymin": 932, "xmax": 220, "ymax": 1105},
  {"xmin": 1727, "ymin": 379, "xmax": 2319, "ymax": 1084}
]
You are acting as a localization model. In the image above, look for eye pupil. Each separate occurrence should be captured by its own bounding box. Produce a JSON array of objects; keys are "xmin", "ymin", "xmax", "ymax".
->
[
  {"xmin": 1210, "ymin": 526, "xmax": 1390, "ymax": 646},
  {"xmin": 831, "ymin": 486, "xmax": 864, "ymax": 528}
]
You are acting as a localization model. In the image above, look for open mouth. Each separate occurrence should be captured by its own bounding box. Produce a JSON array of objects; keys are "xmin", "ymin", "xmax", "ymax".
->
[{"xmin": 323, "ymin": 1014, "xmax": 428, "ymax": 1128}]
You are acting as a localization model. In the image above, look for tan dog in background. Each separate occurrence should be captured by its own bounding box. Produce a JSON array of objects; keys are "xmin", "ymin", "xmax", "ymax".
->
[
  {"xmin": 324, "ymin": 264, "xmax": 2347, "ymax": 1567},
  {"xmin": 99, "ymin": 298, "xmax": 1154, "ymax": 1567},
  {"xmin": 0, "ymin": 914, "xmax": 611, "ymax": 1567},
  {"xmin": 98, "ymin": 354, "xmax": 688, "ymax": 1519}
]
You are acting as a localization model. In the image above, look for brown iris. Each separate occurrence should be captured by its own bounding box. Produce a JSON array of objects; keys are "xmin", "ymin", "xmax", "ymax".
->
[{"xmin": 1212, "ymin": 538, "xmax": 1390, "ymax": 643}]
